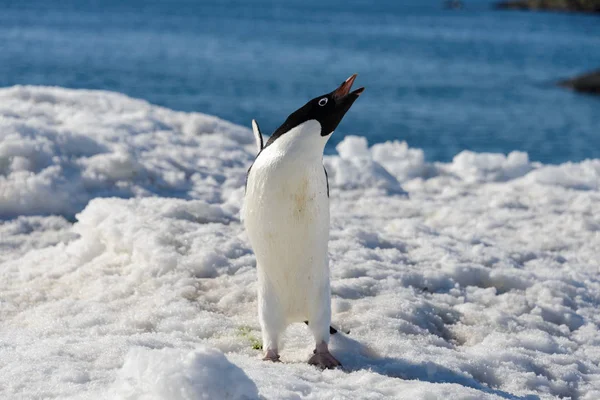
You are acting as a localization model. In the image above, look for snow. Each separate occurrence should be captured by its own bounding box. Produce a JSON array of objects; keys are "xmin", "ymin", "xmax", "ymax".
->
[
  {"xmin": 113, "ymin": 346, "xmax": 259, "ymax": 400},
  {"xmin": 1, "ymin": 86, "xmax": 600, "ymax": 399}
]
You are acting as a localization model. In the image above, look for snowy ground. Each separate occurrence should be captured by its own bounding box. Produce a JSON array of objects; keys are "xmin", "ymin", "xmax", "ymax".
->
[{"xmin": 1, "ymin": 86, "xmax": 600, "ymax": 400}]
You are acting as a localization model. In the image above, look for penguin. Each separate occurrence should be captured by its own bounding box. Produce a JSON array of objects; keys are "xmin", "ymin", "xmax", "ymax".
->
[{"xmin": 243, "ymin": 74, "xmax": 364, "ymax": 369}]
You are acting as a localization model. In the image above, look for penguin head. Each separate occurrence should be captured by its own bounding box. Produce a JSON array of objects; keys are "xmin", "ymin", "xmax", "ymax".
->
[{"xmin": 264, "ymin": 74, "xmax": 364, "ymax": 149}]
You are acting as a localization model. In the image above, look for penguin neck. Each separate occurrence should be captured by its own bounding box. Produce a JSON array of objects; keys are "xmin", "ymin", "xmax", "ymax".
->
[{"xmin": 266, "ymin": 120, "xmax": 329, "ymax": 164}]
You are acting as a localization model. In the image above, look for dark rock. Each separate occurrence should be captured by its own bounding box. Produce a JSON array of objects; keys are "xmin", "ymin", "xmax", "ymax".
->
[
  {"xmin": 495, "ymin": 0, "xmax": 600, "ymax": 13},
  {"xmin": 443, "ymin": 0, "xmax": 464, "ymax": 9},
  {"xmin": 559, "ymin": 69, "xmax": 600, "ymax": 94}
]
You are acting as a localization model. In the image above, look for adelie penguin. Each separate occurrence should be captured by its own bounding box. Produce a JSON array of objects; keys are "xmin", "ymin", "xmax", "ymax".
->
[{"xmin": 243, "ymin": 74, "xmax": 364, "ymax": 369}]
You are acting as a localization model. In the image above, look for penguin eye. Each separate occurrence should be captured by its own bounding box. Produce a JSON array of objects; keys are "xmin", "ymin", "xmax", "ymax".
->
[{"xmin": 318, "ymin": 97, "xmax": 328, "ymax": 107}]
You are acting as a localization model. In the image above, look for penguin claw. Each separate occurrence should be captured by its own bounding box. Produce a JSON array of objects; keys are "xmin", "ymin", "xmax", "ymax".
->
[{"xmin": 308, "ymin": 351, "xmax": 342, "ymax": 369}]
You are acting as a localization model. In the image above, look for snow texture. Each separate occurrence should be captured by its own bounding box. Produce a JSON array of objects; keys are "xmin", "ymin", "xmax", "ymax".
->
[{"xmin": 1, "ymin": 86, "xmax": 600, "ymax": 399}]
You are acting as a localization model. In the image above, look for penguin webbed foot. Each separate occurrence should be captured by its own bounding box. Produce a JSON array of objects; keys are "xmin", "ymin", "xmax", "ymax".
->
[
  {"xmin": 308, "ymin": 342, "xmax": 342, "ymax": 370},
  {"xmin": 308, "ymin": 350, "xmax": 342, "ymax": 370},
  {"xmin": 262, "ymin": 349, "xmax": 281, "ymax": 362}
]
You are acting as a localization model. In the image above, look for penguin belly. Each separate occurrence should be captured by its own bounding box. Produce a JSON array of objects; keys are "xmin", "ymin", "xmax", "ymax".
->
[{"xmin": 244, "ymin": 157, "xmax": 330, "ymax": 324}]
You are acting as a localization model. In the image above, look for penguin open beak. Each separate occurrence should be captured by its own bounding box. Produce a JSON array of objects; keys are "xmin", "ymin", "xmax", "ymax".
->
[
  {"xmin": 318, "ymin": 74, "xmax": 364, "ymax": 137},
  {"xmin": 333, "ymin": 74, "xmax": 365, "ymax": 100}
]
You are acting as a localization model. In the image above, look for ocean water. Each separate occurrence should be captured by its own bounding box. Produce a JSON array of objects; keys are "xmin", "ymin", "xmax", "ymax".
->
[{"xmin": 1, "ymin": 0, "xmax": 599, "ymax": 163}]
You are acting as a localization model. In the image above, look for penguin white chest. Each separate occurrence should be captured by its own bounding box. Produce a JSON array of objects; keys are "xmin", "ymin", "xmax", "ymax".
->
[
  {"xmin": 244, "ymin": 161, "xmax": 329, "ymax": 315},
  {"xmin": 243, "ymin": 129, "xmax": 330, "ymax": 320}
]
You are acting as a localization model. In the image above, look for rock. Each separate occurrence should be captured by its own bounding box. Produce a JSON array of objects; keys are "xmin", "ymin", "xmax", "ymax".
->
[
  {"xmin": 443, "ymin": 0, "xmax": 464, "ymax": 9},
  {"xmin": 559, "ymin": 70, "xmax": 600, "ymax": 94},
  {"xmin": 495, "ymin": 0, "xmax": 600, "ymax": 13}
]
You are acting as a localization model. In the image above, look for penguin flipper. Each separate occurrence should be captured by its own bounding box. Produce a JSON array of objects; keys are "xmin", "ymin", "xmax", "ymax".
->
[{"xmin": 252, "ymin": 119, "xmax": 264, "ymax": 153}]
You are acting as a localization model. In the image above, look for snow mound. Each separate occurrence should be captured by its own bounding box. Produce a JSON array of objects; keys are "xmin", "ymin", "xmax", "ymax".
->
[
  {"xmin": 447, "ymin": 150, "xmax": 533, "ymax": 183},
  {"xmin": 324, "ymin": 136, "xmax": 407, "ymax": 195},
  {"xmin": 371, "ymin": 139, "xmax": 433, "ymax": 181},
  {"xmin": 526, "ymin": 159, "xmax": 600, "ymax": 190},
  {"xmin": 0, "ymin": 85, "xmax": 252, "ymax": 219},
  {"xmin": 72, "ymin": 196, "xmax": 237, "ymax": 278},
  {"xmin": 326, "ymin": 137, "xmax": 537, "ymax": 186},
  {"xmin": 114, "ymin": 346, "xmax": 258, "ymax": 400}
]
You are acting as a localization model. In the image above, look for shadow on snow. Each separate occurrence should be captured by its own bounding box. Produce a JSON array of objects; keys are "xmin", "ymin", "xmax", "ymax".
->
[{"xmin": 332, "ymin": 333, "xmax": 539, "ymax": 400}]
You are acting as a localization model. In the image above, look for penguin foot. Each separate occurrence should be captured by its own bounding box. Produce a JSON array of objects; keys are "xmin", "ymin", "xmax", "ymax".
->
[
  {"xmin": 308, "ymin": 342, "xmax": 341, "ymax": 369},
  {"xmin": 308, "ymin": 351, "xmax": 341, "ymax": 369},
  {"xmin": 262, "ymin": 349, "xmax": 281, "ymax": 362}
]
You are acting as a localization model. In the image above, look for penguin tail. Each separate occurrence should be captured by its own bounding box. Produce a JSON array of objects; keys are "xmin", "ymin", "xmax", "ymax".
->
[
  {"xmin": 303, "ymin": 321, "xmax": 349, "ymax": 335},
  {"xmin": 251, "ymin": 119, "xmax": 264, "ymax": 153}
]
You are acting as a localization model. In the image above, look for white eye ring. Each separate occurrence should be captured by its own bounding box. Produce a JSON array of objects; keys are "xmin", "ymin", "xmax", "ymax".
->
[{"xmin": 318, "ymin": 97, "xmax": 328, "ymax": 106}]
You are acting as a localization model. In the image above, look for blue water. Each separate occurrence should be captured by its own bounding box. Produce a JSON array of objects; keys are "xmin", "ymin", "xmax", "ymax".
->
[{"xmin": 1, "ymin": 0, "xmax": 599, "ymax": 163}]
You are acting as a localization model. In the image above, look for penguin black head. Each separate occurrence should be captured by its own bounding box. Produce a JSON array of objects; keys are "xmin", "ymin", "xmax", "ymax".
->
[{"xmin": 264, "ymin": 74, "xmax": 364, "ymax": 148}]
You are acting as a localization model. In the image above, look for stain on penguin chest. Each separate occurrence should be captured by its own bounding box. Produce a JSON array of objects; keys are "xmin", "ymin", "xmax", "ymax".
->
[
  {"xmin": 293, "ymin": 176, "xmax": 316, "ymax": 219},
  {"xmin": 282, "ymin": 175, "xmax": 318, "ymax": 221}
]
